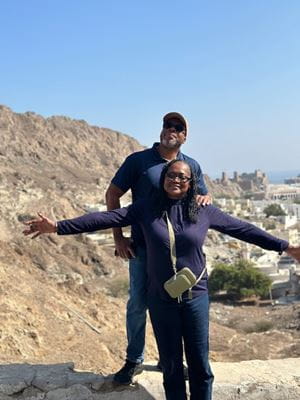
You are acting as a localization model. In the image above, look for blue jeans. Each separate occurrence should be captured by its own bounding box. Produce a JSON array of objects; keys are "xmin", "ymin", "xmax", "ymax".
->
[
  {"xmin": 126, "ymin": 246, "xmax": 147, "ymax": 364},
  {"xmin": 148, "ymin": 293, "xmax": 214, "ymax": 400}
]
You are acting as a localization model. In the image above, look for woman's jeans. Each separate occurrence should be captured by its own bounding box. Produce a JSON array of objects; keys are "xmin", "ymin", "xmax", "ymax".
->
[
  {"xmin": 148, "ymin": 293, "xmax": 214, "ymax": 400},
  {"xmin": 126, "ymin": 246, "xmax": 147, "ymax": 364}
]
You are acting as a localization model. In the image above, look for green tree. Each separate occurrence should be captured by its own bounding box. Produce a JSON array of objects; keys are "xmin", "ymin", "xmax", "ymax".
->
[
  {"xmin": 209, "ymin": 259, "xmax": 272, "ymax": 300},
  {"xmin": 263, "ymin": 204, "xmax": 286, "ymax": 218}
]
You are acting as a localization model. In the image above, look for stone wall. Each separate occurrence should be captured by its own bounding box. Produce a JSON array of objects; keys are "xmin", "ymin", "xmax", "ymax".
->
[{"xmin": 1, "ymin": 358, "xmax": 299, "ymax": 399}]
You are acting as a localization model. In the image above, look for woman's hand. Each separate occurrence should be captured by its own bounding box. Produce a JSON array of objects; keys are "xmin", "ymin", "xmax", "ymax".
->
[
  {"xmin": 285, "ymin": 245, "xmax": 300, "ymax": 263},
  {"xmin": 23, "ymin": 212, "xmax": 57, "ymax": 239}
]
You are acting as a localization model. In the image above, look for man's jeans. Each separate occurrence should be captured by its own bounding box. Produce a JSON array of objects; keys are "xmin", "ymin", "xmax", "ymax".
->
[
  {"xmin": 148, "ymin": 293, "xmax": 214, "ymax": 400},
  {"xmin": 126, "ymin": 246, "xmax": 147, "ymax": 364}
]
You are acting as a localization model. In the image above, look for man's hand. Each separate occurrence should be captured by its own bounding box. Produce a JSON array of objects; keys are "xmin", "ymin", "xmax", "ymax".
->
[
  {"xmin": 106, "ymin": 183, "xmax": 135, "ymax": 259},
  {"xmin": 286, "ymin": 245, "xmax": 300, "ymax": 262},
  {"xmin": 196, "ymin": 194, "xmax": 212, "ymax": 207},
  {"xmin": 114, "ymin": 236, "xmax": 136, "ymax": 260},
  {"xmin": 23, "ymin": 212, "xmax": 57, "ymax": 239}
]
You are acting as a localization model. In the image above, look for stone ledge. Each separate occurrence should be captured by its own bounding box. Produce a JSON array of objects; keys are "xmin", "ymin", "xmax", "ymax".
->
[{"xmin": 0, "ymin": 358, "xmax": 299, "ymax": 399}]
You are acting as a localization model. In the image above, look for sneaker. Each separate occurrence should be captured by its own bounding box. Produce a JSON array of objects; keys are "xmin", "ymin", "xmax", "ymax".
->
[
  {"xmin": 113, "ymin": 360, "xmax": 143, "ymax": 385},
  {"xmin": 156, "ymin": 360, "xmax": 189, "ymax": 380}
]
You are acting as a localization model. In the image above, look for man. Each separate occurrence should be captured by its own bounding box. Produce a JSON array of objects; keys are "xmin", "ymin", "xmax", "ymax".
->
[{"xmin": 105, "ymin": 112, "xmax": 211, "ymax": 384}]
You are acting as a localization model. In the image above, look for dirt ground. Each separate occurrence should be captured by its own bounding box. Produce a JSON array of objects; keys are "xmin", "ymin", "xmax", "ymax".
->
[
  {"xmin": 209, "ymin": 301, "xmax": 300, "ymax": 362},
  {"xmin": 1, "ymin": 244, "xmax": 299, "ymax": 375}
]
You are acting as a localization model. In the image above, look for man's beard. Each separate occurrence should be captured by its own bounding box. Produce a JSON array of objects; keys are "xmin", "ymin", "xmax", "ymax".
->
[{"xmin": 161, "ymin": 138, "xmax": 180, "ymax": 149}]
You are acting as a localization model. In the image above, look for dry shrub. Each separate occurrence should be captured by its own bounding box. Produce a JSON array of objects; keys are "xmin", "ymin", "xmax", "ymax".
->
[
  {"xmin": 108, "ymin": 276, "xmax": 129, "ymax": 298},
  {"xmin": 242, "ymin": 319, "xmax": 274, "ymax": 333}
]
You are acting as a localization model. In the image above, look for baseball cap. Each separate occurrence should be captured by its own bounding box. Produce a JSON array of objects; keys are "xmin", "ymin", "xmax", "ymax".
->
[{"xmin": 163, "ymin": 112, "xmax": 188, "ymax": 135}]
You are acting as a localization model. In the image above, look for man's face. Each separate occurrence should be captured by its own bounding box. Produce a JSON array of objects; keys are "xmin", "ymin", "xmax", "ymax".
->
[{"xmin": 160, "ymin": 118, "xmax": 187, "ymax": 149}]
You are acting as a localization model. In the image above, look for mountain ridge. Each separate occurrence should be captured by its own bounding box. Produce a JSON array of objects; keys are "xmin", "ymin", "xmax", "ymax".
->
[{"xmin": 0, "ymin": 104, "xmax": 298, "ymax": 376}]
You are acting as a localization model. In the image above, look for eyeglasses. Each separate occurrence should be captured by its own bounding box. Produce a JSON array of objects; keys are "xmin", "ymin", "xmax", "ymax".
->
[
  {"xmin": 163, "ymin": 121, "xmax": 185, "ymax": 133},
  {"xmin": 166, "ymin": 172, "xmax": 192, "ymax": 183}
]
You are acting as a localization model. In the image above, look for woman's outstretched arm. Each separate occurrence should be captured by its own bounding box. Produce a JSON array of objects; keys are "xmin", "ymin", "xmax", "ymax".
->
[
  {"xmin": 207, "ymin": 205, "xmax": 300, "ymax": 262},
  {"xmin": 23, "ymin": 205, "xmax": 139, "ymax": 239}
]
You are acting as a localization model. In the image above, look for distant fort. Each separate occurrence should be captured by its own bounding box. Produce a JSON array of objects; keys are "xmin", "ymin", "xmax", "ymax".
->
[
  {"xmin": 215, "ymin": 169, "xmax": 268, "ymax": 192},
  {"xmin": 214, "ymin": 170, "xmax": 300, "ymax": 201}
]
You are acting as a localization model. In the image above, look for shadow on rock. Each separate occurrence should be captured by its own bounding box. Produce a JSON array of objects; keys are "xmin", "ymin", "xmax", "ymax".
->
[{"xmin": 0, "ymin": 362, "xmax": 159, "ymax": 399}]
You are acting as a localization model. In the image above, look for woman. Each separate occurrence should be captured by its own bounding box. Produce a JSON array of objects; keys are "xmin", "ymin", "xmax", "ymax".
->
[{"xmin": 23, "ymin": 160, "xmax": 300, "ymax": 400}]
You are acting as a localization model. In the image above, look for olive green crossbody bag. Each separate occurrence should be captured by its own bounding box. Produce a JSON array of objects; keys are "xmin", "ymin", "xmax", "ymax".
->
[{"xmin": 163, "ymin": 213, "xmax": 207, "ymax": 301}]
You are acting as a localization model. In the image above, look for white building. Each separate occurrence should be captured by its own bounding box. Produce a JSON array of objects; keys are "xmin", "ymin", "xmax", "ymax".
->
[
  {"xmin": 266, "ymin": 184, "xmax": 300, "ymax": 200},
  {"xmin": 276, "ymin": 215, "xmax": 298, "ymax": 228},
  {"xmin": 283, "ymin": 203, "xmax": 300, "ymax": 221}
]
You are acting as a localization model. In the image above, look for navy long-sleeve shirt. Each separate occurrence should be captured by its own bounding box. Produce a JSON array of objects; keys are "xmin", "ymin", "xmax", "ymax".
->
[
  {"xmin": 57, "ymin": 200, "xmax": 289, "ymax": 301},
  {"xmin": 111, "ymin": 143, "xmax": 208, "ymax": 246}
]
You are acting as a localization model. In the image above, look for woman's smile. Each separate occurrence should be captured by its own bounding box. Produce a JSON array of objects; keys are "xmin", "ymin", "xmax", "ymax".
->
[{"xmin": 164, "ymin": 161, "xmax": 192, "ymax": 199}]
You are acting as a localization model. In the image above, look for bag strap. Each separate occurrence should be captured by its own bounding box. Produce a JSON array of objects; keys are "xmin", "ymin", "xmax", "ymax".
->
[
  {"xmin": 165, "ymin": 212, "xmax": 177, "ymax": 275},
  {"xmin": 195, "ymin": 265, "xmax": 207, "ymax": 284},
  {"xmin": 165, "ymin": 211, "xmax": 207, "ymax": 282}
]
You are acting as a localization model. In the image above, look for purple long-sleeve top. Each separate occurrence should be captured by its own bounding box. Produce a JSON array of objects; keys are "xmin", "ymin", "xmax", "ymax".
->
[{"xmin": 57, "ymin": 200, "xmax": 289, "ymax": 301}]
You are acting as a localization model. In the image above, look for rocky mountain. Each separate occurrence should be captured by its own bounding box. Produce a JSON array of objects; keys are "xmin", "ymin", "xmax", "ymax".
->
[
  {"xmin": 0, "ymin": 104, "xmax": 145, "ymax": 289},
  {"xmin": 0, "ymin": 104, "xmax": 142, "ymax": 222},
  {"xmin": 0, "ymin": 105, "xmax": 299, "ymax": 377},
  {"xmin": 204, "ymin": 175, "xmax": 242, "ymax": 199},
  {"xmin": 0, "ymin": 105, "xmax": 154, "ymax": 373}
]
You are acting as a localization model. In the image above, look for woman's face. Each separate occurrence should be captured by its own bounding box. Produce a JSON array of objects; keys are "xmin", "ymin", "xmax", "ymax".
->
[{"xmin": 163, "ymin": 162, "xmax": 192, "ymax": 199}]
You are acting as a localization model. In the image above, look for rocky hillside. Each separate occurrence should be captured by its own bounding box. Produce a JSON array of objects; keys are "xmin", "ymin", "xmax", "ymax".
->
[
  {"xmin": 0, "ymin": 105, "xmax": 299, "ymax": 376},
  {"xmin": 204, "ymin": 174, "xmax": 242, "ymax": 198},
  {"xmin": 0, "ymin": 105, "xmax": 154, "ymax": 373},
  {"xmin": 0, "ymin": 104, "xmax": 144, "ymax": 298},
  {"xmin": 0, "ymin": 104, "xmax": 142, "ymax": 224}
]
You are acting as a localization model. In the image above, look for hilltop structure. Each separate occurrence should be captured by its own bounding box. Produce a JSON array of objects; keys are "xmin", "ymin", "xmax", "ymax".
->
[{"xmin": 216, "ymin": 169, "xmax": 268, "ymax": 192}]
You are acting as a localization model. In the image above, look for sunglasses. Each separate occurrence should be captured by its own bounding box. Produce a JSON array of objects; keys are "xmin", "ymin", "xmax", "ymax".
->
[
  {"xmin": 166, "ymin": 172, "xmax": 192, "ymax": 183},
  {"xmin": 163, "ymin": 121, "xmax": 185, "ymax": 133}
]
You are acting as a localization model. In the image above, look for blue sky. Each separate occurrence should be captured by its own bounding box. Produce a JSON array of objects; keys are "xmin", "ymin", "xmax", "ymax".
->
[{"xmin": 1, "ymin": 0, "xmax": 299, "ymax": 177}]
